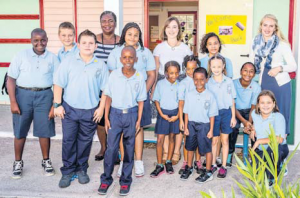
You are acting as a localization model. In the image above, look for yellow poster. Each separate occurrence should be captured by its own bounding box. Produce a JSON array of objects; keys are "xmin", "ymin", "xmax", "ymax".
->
[{"xmin": 206, "ymin": 15, "xmax": 247, "ymax": 44}]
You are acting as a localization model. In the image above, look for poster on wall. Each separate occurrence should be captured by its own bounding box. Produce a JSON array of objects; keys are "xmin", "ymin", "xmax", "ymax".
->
[{"xmin": 206, "ymin": 15, "xmax": 247, "ymax": 44}]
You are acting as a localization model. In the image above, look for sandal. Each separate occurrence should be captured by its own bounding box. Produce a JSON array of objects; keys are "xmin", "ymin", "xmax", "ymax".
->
[
  {"xmin": 162, "ymin": 152, "xmax": 168, "ymax": 165},
  {"xmin": 172, "ymin": 152, "xmax": 181, "ymax": 165}
]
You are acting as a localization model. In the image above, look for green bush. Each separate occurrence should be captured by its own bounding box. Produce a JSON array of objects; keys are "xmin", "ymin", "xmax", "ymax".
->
[{"xmin": 200, "ymin": 126, "xmax": 300, "ymax": 198}]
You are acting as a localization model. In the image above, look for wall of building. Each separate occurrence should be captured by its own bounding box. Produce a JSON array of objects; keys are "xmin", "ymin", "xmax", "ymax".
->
[{"xmin": 123, "ymin": 0, "xmax": 144, "ymax": 34}]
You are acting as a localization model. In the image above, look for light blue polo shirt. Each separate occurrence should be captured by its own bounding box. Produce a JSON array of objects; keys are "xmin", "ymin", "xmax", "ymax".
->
[
  {"xmin": 199, "ymin": 54, "xmax": 233, "ymax": 78},
  {"xmin": 207, "ymin": 75, "xmax": 236, "ymax": 110},
  {"xmin": 8, "ymin": 48, "xmax": 59, "ymax": 88},
  {"xmin": 251, "ymin": 111, "xmax": 286, "ymax": 150},
  {"xmin": 57, "ymin": 43, "xmax": 79, "ymax": 62},
  {"xmin": 178, "ymin": 76, "xmax": 196, "ymax": 100},
  {"xmin": 54, "ymin": 53, "xmax": 109, "ymax": 109},
  {"xmin": 107, "ymin": 45, "xmax": 156, "ymax": 80},
  {"xmin": 153, "ymin": 78, "xmax": 179, "ymax": 110},
  {"xmin": 183, "ymin": 89, "xmax": 218, "ymax": 123},
  {"xmin": 234, "ymin": 79, "xmax": 261, "ymax": 110},
  {"xmin": 105, "ymin": 67, "xmax": 147, "ymax": 110}
]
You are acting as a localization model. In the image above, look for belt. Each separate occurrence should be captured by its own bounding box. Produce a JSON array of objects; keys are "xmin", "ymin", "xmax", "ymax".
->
[
  {"xmin": 110, "ymin": 106, "xmax": 138, "ymax": 114},
  {"xmin": 17, "ymin": 86, "xmax": 51, "ymax": 91}
]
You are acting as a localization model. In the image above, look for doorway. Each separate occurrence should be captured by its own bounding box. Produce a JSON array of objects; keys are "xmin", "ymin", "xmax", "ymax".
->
[{"xmin": 145, "ymin": 1, "xmax": 198, "ymax": 53}]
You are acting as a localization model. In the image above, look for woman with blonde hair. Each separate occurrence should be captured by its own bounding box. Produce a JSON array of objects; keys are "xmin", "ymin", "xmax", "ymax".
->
[{"xmin": 251, "ymin": 14, "xmax": 297, "ymax": 136}]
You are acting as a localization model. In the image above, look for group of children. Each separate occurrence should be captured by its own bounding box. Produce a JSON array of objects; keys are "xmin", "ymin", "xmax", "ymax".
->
[{"xmin": 7, "ymin": 16, "xmax": 289, "ymax": 196}]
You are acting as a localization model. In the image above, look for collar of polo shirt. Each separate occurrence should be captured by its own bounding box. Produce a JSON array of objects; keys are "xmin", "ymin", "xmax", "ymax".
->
[
  {"xmin": 75, "ymin": 52, "xmax": 97, "ymax": 65},
  {"xmin": 30, "ymin": 48, "xmax": 48, "ymax": 58}
]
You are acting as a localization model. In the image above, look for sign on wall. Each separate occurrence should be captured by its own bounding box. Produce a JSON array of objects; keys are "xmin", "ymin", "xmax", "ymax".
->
[{"xmin": 206, "ymin": 15, "xmax": 247, "ymax": 44}]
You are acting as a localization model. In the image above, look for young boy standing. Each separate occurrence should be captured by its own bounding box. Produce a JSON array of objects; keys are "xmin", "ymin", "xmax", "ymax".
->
[
  {"xmin": 57, "ymin": 22, "xmax": 78, "ymax": 62},
  {"xmin": 98, "ymin": 46, "xmax": 146, "ymax": 196},
  {"xmin": 181, "ymin": 67, "xmax": 218, "ymax": 183},
  {"xmin": 54, "ymin": 30, "xmax": 109, "ymax": 188},
  {"xmin": 7, "ymin": 28, "xmax": 59, "ymax": 179}
]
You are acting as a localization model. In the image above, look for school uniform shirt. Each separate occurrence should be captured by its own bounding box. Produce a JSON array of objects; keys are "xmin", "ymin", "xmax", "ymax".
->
[
  {"xmin": 153, "ymin": 78, "xmax": 179, "ymax": 110},
  {"xmin": 207, "ymin": 75, "xmax": 236, "ymax": 110},
  {"xmin": 199, "ymin": 54, "xmax": 234, "ymax": 78},
  {"xmin": 233, "ymin": 79, "xmax": 261, "ymax": 110},
  {"xmin": 54, "ymin": 52, "xmax": 109, "ymax": 109},
  {"xmin": 57, "ymin": 43, "xmax": 79, "ymax": 62},
  {"xmin": 105, "ymin": 67, "xmax": 147, "ymax": 110},
  {"xmin": 8, "ymin": 48, "xmax": 59, "ymax": 88},
  {"xmin": 153, "ymin": 41, "xmax": 193, "ymax": 75},
  {"xmin": 107, "ymin": 45, "xmax": 155, "ymax": 80},
  {"xmin": 251, "ymin": 111, "xmax": 286, "ymax": 150},
  {"xmin": 178, "ymin": 76, "xmax": 196, "ymax": 101},
  {"xmin": 183, "ymin": 89, "xmax": 218, "ymax": 123}
]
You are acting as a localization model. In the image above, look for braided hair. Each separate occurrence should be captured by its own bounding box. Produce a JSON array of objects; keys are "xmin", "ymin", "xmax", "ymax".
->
[
  {"xmin": 182, "ymin": 55, "xmax": 201, "ymax": 70},
  {"xmin": 119, "ymin": 22, "xmax": 144, "ymax": 50}
]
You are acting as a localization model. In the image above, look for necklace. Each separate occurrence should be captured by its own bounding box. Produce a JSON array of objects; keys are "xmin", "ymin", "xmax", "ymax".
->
[
  {"xmin": 101, "ymin": 33, "xmax": 117, "ymax": 53},
  {"xmin": 167, "ymin": 40, "xmax": 179, "ymax": 51}
]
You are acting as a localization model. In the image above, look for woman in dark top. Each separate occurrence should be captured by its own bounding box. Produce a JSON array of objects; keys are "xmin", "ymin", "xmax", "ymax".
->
[{"xmin": 94, "ymin": 11, "xmax": 120, "ymax": 161}]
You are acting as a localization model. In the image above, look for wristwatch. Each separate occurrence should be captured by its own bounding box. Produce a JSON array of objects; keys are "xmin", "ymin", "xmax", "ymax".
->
[{"xmin": 53, "ymin": 102, "xmax": 62, "ymax": 108}]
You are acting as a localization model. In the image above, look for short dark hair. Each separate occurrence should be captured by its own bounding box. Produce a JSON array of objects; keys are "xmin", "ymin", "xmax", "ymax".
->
[
  {"xmin": 58, "ymin": 22, "xmax": 75, "ymax": 34},
  {"xmin": 31, "ymin": 28, "xmax": 47, "ymax": 38},
  {"xmin": 193, "ymin": 67, "xmax": 208, "ymax": 79},
  {"xmin": 119, "ymin": 22, "xmax": 144, "ymax": 50},
  {"xmin": 78, "ymin": 29, "xmax": 97, "ymax": 43},
  {"xmin": 122, "ymin": 45, "xmax": 136, "ymax": 57},
  {"xmin": 100, "ymin": 11, "xmax": 117, "ymax": 23},
  {"xmin": 240, "ymin": 62, "xmax": 256, "ymax": 73},
  {"xmin": 182, "ymin": 55, "xmax": 201, "ymax": 70},
  {"xmin": 200, "ymin": 32, "xmax": 222, "ymax": 54},
  {"xmin": 164, "ymin": 61, "xmax": 180, "ymax": 73}
]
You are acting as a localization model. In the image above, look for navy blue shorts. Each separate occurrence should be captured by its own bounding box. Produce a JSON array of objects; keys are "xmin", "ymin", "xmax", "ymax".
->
[
  {"xmin": 155, "ymin": 108, "xmax": 179, "ymax": 135},
  {"xmin": 185, "ymin": 121, "xmax": 212, "ymax": 155},
  {"xmin": 213, "ymin": 108, "xmax": 232, "ymax": 136},
  {"xmin": 13, "ymin": 87, "xmax": 55, "ymax": 139},
  {"xmin": 141, "ymin": 92, "xmax": 152, "ymax": 127}
]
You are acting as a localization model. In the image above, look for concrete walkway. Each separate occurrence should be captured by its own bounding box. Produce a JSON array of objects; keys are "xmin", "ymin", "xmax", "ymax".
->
[{"xmin": 0, "ymin": 105, "xmax": 300, "ymax": 198}]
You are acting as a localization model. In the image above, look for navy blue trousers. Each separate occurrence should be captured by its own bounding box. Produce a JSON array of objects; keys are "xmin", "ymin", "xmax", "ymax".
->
[
  {"xmin": 60, "ymin": 102, "xmax": 97, "ymax": 175},
  {"xmin": 101, "ymin": 107, "xmax": 138, "ymax": 186}
]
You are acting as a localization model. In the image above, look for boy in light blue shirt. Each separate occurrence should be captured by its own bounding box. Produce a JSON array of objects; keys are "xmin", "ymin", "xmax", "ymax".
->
[
  {"xmin": 7, "ymin": 28, "xmax": 59, "ymax": 179},
  {"xmin": 54, "ymin": 30, "xmax": 108, "ymax": 188},
  {"xmin": 181, "ymin": 67, "xmax": 218, "ymax": 183},
  {"xmin": 57, "ymin": 22, "xmax": 79, "ymax": 62},
  {"xmin": 99, "ymin": 46, "xmax": 146, "ymax": 196}
]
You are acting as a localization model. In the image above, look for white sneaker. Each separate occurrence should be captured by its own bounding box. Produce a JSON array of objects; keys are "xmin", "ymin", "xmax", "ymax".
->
[
  {"xmin": 134, "ymin": 160, "xmax": 145, "ymax": 177},
  {"xmin": 117, "ymin": 161, "xmax": 123, "ymax": 178}
]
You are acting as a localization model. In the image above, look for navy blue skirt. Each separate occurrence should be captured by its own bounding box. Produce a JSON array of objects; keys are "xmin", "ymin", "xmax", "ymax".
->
[
  {"xmin": 155, "ymin": 108, "xmax": 179, "ymax": 135},
  {"xmin": 261, "ymin": 67, "xmax": 291, "ymax": 135}
]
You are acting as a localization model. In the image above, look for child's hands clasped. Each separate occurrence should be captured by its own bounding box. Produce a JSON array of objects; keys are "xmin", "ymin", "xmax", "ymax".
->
[
  {"xmin": 161, "ymin": 114, "xmax": 170, "ymax": 121},
  {"xmin": 243, "ymin": 121, "xmax": 252, "ymax": 134},
  {"xmin": 169, "ymin": 115, "xmax": 178, "ymax": 122}
]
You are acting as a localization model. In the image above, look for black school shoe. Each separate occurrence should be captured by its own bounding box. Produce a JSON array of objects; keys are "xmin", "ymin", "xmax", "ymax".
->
[
  {"xmin": 195, "ymin": 170, "xmax": 214, "ymax": 183},
  {"xmin": 120, "ymin": 185, "xmax": 131, "ymax": 196},
  {"xmin": 180, "ymin": 165, "xmax": 193, "ymax": 181},
  {"xmin": 98, "ymin": 183, "xmax": 110, "ymax": 195},
  {"xmin": 194, "ymin": 161, "xmax": 205, "ymax": 175},
  {"xmin": 150, "ymin": 165, "xmax": 165, "ymax": 178},
  {"xmin": 165, "ymin": 161, "xmax": 174, "ymax": 174}
]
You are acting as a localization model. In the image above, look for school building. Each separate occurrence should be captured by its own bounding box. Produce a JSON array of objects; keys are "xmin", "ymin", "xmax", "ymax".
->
[{"xmin": 0, "ymin": 0, "xmax": 299, "ymax": 149}]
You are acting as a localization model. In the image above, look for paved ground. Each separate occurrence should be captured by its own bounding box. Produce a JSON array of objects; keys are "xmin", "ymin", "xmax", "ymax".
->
[{"xmin": 0, "ymin": 105, "xmax": 300, "ymax": 198}]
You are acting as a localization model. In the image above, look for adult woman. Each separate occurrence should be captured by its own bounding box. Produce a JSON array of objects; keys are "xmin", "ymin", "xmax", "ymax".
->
[
  {"xmin": 152, "ymin": 16, "xmax": 193, "ymax": 166},
  {"xmin": 94, "ymin": 11, "xmax": 120, "ymax": 161},
  {"xmin": 251, "ymin": 14, "xmax": 297, "ymax": 135}
]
